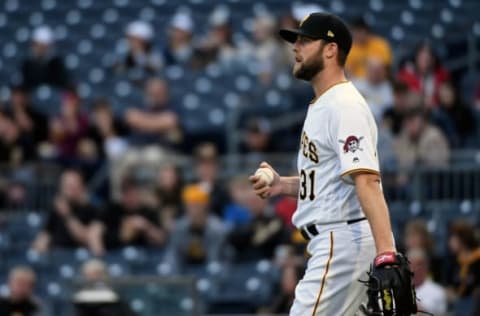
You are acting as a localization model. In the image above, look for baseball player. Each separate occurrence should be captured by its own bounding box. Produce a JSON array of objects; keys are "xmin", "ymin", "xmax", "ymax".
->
[{"xmin": 250, "ymin": 13, "xmax": 416, "ymax": 315}]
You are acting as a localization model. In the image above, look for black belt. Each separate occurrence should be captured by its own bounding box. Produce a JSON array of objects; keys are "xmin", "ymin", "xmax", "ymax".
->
[{"xmin": 300, "ymin": 217, "xmax": 367, "ymax": 241}]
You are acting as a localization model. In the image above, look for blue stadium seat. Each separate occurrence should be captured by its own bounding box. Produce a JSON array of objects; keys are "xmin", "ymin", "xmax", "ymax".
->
[
  {"xmin": 49, "ymin": 249, "xmax": 78, "ymax": 266},
  {"xmin": 102, "ymin": 8, "xmax": 119, "ymax": 23},
  {"xmin": 108, "ymin": 262, "xmax": 131, "ymax": 277},
  {"xmin": 89, "ymin": 23, "xmax": 106, "ymax": 40},
  {"xmin": 65, "ymin": 9, "xmax": 82, "ymax": 25}
]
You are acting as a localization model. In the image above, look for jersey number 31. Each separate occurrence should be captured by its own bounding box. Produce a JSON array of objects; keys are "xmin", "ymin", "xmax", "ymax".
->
[{"xmin": 299, "ymin": 169, "xmax": 315, "ymax": 201}]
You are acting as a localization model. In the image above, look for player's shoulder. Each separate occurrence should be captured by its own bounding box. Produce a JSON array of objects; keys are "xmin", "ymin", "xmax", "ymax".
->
[{"xmin": 323, "ymin": 81, "xmax": 368, "ymax": 112}]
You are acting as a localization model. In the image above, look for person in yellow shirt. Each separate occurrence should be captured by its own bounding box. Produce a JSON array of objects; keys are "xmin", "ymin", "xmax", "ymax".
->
[{"xmin": 346, "ymin": 17, "xmax": 393, "ymax": 79}]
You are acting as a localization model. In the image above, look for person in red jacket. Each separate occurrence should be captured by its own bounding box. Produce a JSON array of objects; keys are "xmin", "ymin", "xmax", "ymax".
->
[{"xmin": 397, "ymin": 41, "xmax": 450, "ymax": 107}]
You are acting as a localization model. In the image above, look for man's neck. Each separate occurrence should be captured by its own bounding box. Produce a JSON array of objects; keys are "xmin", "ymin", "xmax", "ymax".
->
[{"xmin": 311, "ymin": 67, "xmax": 348, "ymax": 101}]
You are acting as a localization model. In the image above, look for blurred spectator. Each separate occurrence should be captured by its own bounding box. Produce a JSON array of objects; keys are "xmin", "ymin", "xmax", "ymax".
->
[
  {"xmin": 447, "ymin": 221, "xmax": 480, "ymax": 299},
  {"xmin": 0, "ymin": 180, "xmax": 28, "ymax": 210},
  {"xmin": 274, "ymin": 196, "xmax": 296, "ymax": 229},
  {"xmin": 222, "ymin": 176, "xmax": 252, "ymax": 230},
  {"xmin": 403, "ymin": 219, "xmax": 435, "ymax": 255},
  {"xmin": 193, "ymin": 7, "xmax": 238, "ymax": 69},
  {"xmin": 49, "ymin": 91, "xmax": 89, "ymax": 161},
  {"xmin": 87, "ymin": 98, "xmax": 129, "ymax": 160},
  {"xmin": 163, "ymin": 12, "xmax": 194, "ymax": 66},
  {"xmin": 402, "ymin": 219, "xmax": 442, "ymax": 280},
  {"xmin": 402, "ymin": 219, "xmax": 445, "ymax": 281},
  {"xmin": 20, "ymin": 26, "xmax": 70, "ymax": 90},
  {"xmin": 408, "ymin": 248, "xmax": 447, "ymax": 315},
  {"xmin": 81, "ymin": 259, "xmax": 108, "ymax": 281},
  {"xmin": 354, "ymin": 58, "xmax": 393, "ymax": 122},
  {"xmin": 155, "ymin": 163, "xmax": 183, "ymax": 231},
  {"xmin": 474, "ymin": 81, "xmax": 480, "ymax": 109},
  {"xmin": 166, "ymin": 184, "xmax": 226, "ymax": 271},
  {"xmin": 90, "ymin": 179, "xmax": 166, "ymax": 255},
  {"xmin": 4, "ymin": 84, "xmax": 48, "ymax": 161},
  {"xmin": 31, "ymin": 169, "xmax": 98, "ymax": 253},
  {"xmin": 193, "ymin": 142, "xmax": 230, "ymax": 216},
  {"xmin": 432, "ymin": 81, "xmax": 477, "ymax": 148},
  {"xmin": 124, "ymin": 77, "xmax": 182, "ymax": 148},
  {"xmin": 114, "ymin": 21, "xmax": 163, "ymax": 82},
  {"xmin": 277, "ymin": 13, "xmax": 297, "ymax": 68},
  {"xmin": 393, "ymin": 108, "xmax": 450, "ymax": 169},
  {"xmin": 0, "ymin": 111, "xmax": 22, "ymax": 166},
  {"xmin": 0, "ymin": 266, "xmax": 40, "ymax": 316},
  {"xmin": 242, "ymin": 14, "xmax": 285, "ymax": 83},
  {"xmin": 264, "ymin": 264, "xmax": 303, "ymax": 314},
  {"xmin": 240, "ymin": 117, "xmax": 277, "ymax": 166},
  {"xmin": 73, "ymin": 259, "xmax": 137, "ymax": 316},
  {"xmin": 228, "ymin": 184, "xmax": 286, "ymax": 261},
  {"xmin": 346, "ymin": 17, "xmax": 393, "ymax": 79},
  {"xmin": 397, "ymin": 41, "xmax": 450, "ymax": 107},
  {"xmin": 382, "ymin": 81, "xmax": 416, "ymax": 136}
]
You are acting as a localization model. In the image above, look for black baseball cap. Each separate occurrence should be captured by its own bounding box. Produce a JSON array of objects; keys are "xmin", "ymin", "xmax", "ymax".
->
[{"xmin": 279, "ymin": 12, "xmax": 352, "ymax": 54}]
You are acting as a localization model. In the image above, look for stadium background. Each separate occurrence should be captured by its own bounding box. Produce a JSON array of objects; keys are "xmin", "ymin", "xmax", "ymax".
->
[{"xmin": 0, "ymin": 0, "xmax": 479, "ymax": 315}]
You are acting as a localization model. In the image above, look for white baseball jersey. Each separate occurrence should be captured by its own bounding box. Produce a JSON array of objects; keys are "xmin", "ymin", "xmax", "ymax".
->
[
  {"xmin": 289, "ymin": 81, "xmax": 379, "ymax": 316},
  {"xmin": 292, "ymin": 81, "xmax": 380, "ymax": 228}
]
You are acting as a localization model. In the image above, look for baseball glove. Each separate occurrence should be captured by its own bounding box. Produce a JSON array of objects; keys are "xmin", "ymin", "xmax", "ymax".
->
[{"xmin": 360, "ymin": 252, "xmax": 418, "ymax": 316}]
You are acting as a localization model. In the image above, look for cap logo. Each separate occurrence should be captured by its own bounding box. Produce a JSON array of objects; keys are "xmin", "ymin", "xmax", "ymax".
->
[
  {"xmin": 327, "ymin": 30, "xmax": 335, "ymax": 37},
  {"xmin": 299, "ymin": 14, "xmax": 310, "ymax": 27}
]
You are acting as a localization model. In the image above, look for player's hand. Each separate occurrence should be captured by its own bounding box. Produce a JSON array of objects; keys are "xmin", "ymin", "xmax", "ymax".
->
[{"xmin": 249, "ymin": 161, "xmax": 282, "ymax": 199}]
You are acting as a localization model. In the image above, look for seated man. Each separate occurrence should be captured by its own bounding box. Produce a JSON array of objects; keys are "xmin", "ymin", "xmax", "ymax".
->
[
  {"xmin": 193, "ymin": 142, "xmax": 230, "ymax": 216},
  {"xmin": 73, "ymin": 259, "xmax": 137, "ymax": 316},
  {"xmin": 20, "ymin": 26, "xmax": 71, "ymax": 90},
  {"xmin": 165, "ymin": 184, "xmax": 226, "ymax": 271},
  {"xmin": 32, "ymin": 169, "xmax": 98, "ymax": 253},
  {"xmin": 0, "ymin": 266, "xmax": 41, "ymax": 316},
  {"xmin": 89, "ymin": 179, "xmax": 166, "ymax": 255},
  {"xmin": 447, "ymin": 221, "xmax": 480, "ymax": 300},
  {"xmin": 5, "ymin": 83, "xmax": 49, "ymax": 162},
  {"xmin": 228, "ymin": 184, "xmax": 287, "ymax": 261},
  {"xmin": 124, "ymin": 78, "xmax": 181, "ymax": 148}
]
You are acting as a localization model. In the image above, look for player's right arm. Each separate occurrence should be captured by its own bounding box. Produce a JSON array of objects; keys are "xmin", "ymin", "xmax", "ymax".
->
[{"xmin": 249, "ymin": 161, "xmax": 299, "ymax": 198}]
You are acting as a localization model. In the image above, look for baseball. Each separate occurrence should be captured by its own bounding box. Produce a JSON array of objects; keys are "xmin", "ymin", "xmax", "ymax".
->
[{"xmin": 255, "ymin": 168, "xmax": 274, "ymax": 186}]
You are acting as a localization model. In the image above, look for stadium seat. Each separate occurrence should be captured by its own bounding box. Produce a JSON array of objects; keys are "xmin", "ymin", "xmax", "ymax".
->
[
  {"xmin": 102, "ymin": 8, "xmax": 119, "ymax": 23},
  {"xmin": 108, "ymin": 262, "xmax": 131, "ymax": 277},
  {"xmin": 65, "ymin": 9, "xmax": 82, "ymax": 25},
  {"xmin": 89, "ymin": 23, "xmax": 106, "ymax": 40}
]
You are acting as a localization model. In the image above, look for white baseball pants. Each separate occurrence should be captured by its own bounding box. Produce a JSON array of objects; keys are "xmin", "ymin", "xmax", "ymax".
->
[{"xmin": 290, "ymin": 219, "xmax": 376, "ymax": 316}]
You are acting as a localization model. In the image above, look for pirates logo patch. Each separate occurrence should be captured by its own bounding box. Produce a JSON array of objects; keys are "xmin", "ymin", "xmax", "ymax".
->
[{"xmin": 339, "ymin": 135, "xmax": 364, "ymax": 153}]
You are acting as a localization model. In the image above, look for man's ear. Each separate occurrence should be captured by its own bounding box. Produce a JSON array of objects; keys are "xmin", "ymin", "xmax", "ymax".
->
[{"xmin": 324, "ymin": 42, "xmax": 337, "ymax": 60}]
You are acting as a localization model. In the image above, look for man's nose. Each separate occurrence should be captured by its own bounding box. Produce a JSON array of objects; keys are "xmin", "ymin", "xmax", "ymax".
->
[{"xmin": 292, "ymin": 41, "xmax": 299, "ymax": 53}]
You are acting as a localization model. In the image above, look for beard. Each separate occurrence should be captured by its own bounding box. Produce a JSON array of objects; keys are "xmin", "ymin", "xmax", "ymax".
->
[
  {"xmin": 293, "ymin": 44, "xmax": 325, "ymax": 81},
  {"xmin": 293, "ymin": 56, "xmax": 325, "ymax": 81}
]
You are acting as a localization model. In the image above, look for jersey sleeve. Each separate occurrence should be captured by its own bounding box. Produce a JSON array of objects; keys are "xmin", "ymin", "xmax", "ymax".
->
[{"xmin": 331, "ymin": 105, "xmax": 380, "ymax": 184}]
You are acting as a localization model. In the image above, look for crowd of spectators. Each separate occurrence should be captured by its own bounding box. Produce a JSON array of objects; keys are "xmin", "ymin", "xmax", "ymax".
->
[
  {"xmin": 0, "ymin": 3, "xmax": 479, "ymax": 316},
  {"xmin": 0, "ymin": 9, "xmax": 477, "ymax": 210},
  {"xmin": 13, "ymin": 153, "xmax": 477, "ymax": 315},
  {"xmin": 0, "ymin": 7, "xmax": 477, "ymax": 172}
]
